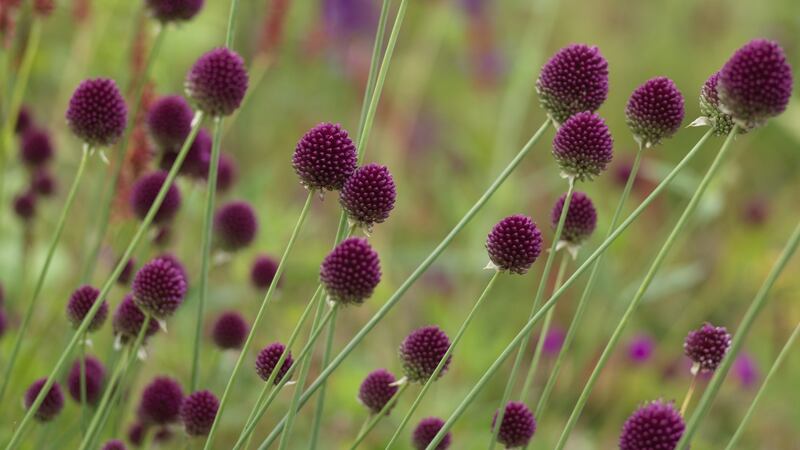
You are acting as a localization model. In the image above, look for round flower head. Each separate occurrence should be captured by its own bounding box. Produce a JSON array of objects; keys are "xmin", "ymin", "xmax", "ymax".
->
[
  {"xmin": 31, "ymin": 168, "xmax": 56, "ymax": 197},
  {"xmin": 118, "ymin": 258, "xmax": 136, "ymax": 286},
  {"xmin": 113, "ymin": 294, "xmax": 160, "ymax": 344},
  {"xmin": 683, "ymin": 322, "xmax": 731, "ymax": 373},
  {"xmin": 358, "ymin": 369, "xmax": 399, "ymax": 415},
  {"xmin": 552, "ymin": 111, "xmax": 614, "ymax": 181},
  {"xmin": 185, "ymin": 48, "xmax": 248, "ymax": 117},
  {"xmin": 628, "ymin": 334, "xmax": 655, "ymax": 364},
  {"xmin": 13, "ymin": 191, "xmax": 36, "ymax": 221},
  {"xmin": 292, "ymin": 122, "xmax": 357, "ymax": 191},
  {"xmin": 147, "ymin": 95, "xmax": 194, "ymax": 148},
  {"xmin": 213, "ymin": 200, "xmax": 258, "ymax": 251},
  {"xmin": 159, "ymin": 128, "xmax": 211, "ymax": 177},
  {"xmin": 20, "ymin": 128, "xmax": 54, "ymax": 167},
  {"xmin": 146, "ymin": 0, "xmax": 204, "ymax": 22},
  {"xmin": 399, "ymin": 326, "xmax": 452, "ymax": 383},
  {"xmin": 486, "ymin": 215, "xmax": 543, "ymax": 274},
  {"xmin": 536, "ymin": 44, "xmax": 609, "ymax": 124},
  {"xmin": 24, "ymin": 378, "xmax": 64, "ymax": 422},
  {"xmin": 15, "ymin": 106, "xmax": 33, "ymax": 135},
  {"xmin": 551, "ymin": 191, "xmax": 597, "ymax": 246},
  {"xmin": 130, "ymin": 171, "xmax": 182, "ymax": 224},
  {"xmin": 66, "ymin": 78, "xmax": 127, "ymax": 147},
  {"xmin": 492, "ymin": 401, "xmax": 536, "ymax": 448},
  {"xmin": 211, "ymin": 311, "xmax": 248, "ymax": 350},
  {"xmin": 180, "ymin": 390, "xmax": 219, "ymax": 436},
  {"xmin": 733, "ymin": 353, "xmax": 759, "ymax": 388},
  {"xmin": 412, "ymin": 417, "xmax": 452, "ymax": 450},
  {"xmin": 138, "ymin": 376, "xmax": 184, "ymax": 425},
  {"xmin": 256, "ymin": 342, "xmax": 294, "ymax": 384},
  {"xmin": 340, "ymin": 163, "xmax": 397, "ymax": 228},
  {"xmin": 718, "ymin": 39, "xmax": 793, "ymax": 129},
  {"xmin": 101, "ymin": 439, "xmax": 127, "ymax": 450},
  {"xmin": 320, "ymin": 237, "xmax": 381, "ymax": 305},
  {"xmin": 699, "ymin": 72, "xmax": 740, "ymax": 137},
  {"xmin": 619, "ymin": 400, "xmax": 685, "ymax": 450},
  {"xmin": 625, "ymin": 77, "xmax": 685, "ymax": 148},
  {"xmin": 67, "ymin": 356, "xmax": 106, "ymax": 405},
  {"xmin": 542, "ymin": 326, "xmax": 565, "ymax": 356},
  {"xmin": 66, "ymin": 285, "xmax": 108, "ymax": 332},
  {"xmin": 132, "ymin": 256, "xmax": 188, "ymax": 319},
  {"xmin": 251, "ymin": 254, "xmax": 279, "ymax": 290},
  {"xmin": 213, "ymin": 152, "xmax": 237, "ymax": 192}
]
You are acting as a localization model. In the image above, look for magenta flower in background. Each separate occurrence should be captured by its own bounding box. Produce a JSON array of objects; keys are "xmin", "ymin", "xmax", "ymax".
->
[
  {"xmin": 211, "ymin": 311, "xmax": 249, "ymax": 350},
  {"xmin": 113, "ymin": 294, "xmax": 161, "ymax": 344},
  {"xmin": 66, "ymin": 285, "xmax": 108, "ymax": 332},
  {"xmin": 321, "ymin": 0, "xmax": 377, "ymax": 40},
  {"xmin": 147, "ymin": 95, "xmax": 194, "ymax": 148},
  {"xmin": 67, "ymin": 356, "xmax": 106, "ymax": 405},
  {"xmin": 733, "ymin": 352, "xmax": 759, "ymax": 388},
  {"xmin": 130, "ymin": 170, "xmax": 182, "ymax": 224},
  {"xmin": 251, "ymin": 254, "xmax": 279, "ymax": 290},
  {"xmin": 146, "ymin": 0, "xmax": 204, "ymax": 22},
  {"xmin": 138, "ymin": 376, "xmax": 185, "ymax": 425},
  {"xmin": 24, "ymin": 378, "xmax": 64, "ymax": 422},
  {"xmin": 627, "ymin": 334, "xmax": 655, "ymax": 364},
  {"xmin": 20, "ymin": 128, "xmax": 54, "ymax": 167},
  {"xmin": 542, "ymin": 326, "xmax": 566, "ymax": 357},
  {"xmin": 181, "ymin": 390, "xmax": 219, "ymax": 436}
]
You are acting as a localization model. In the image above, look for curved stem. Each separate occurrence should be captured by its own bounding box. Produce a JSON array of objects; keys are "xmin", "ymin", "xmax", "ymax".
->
[{"xmin": 350, "ymin": 382, "xmax": 409, "ymax": 449}]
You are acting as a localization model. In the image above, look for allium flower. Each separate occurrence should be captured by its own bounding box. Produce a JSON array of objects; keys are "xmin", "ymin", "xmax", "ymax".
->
[
  {"xmin": 536, "ymin": 44, "xmax": 609, "ymax": 124},
  {"xmin": 358, "ymin": 369, "xmax": 399, "ymax": 415},
  {"xmin": 292, "ymin": 122, "xmax": 357, "ymax": 191},
  {"xmin": 542, "ymin": 326, "xmax": 565, "ymax": 357},
  {"xmin": 211, "ymin": 311, "xmax": 248, "ymax": 350},
  {"xmin": 31, "ymin": 168, "xmax": 56, "ymax": 197},
  {"xmin": 214, "ymin": 152, "xmax": 237, "ymax": 192},
  {"xmin": 699, "ymin": 72, "xmax": 739, "ymax": 137},
  {"xmin": 24, "ymin": 378, "xmax": 64, "ymax": 422},
  {"xmin": 718, "ymin": 39, "xmax": 793, "ymax": 129},
  {"xmin": 66, "ymin": 285, "xmax": 108, "ymax": 332},
  {"xmin": 320, "ymin": 237, "xmax": 381, "ymax": 305},
  {"xmin": 412, "ymin": 417, "xmax": 451, "ymax": 450},
  {"xmin": 138, "ymin": 376, "xmax": 184, "ymax": 425},
  {"xmin": 625, "ymin": 77, "xmax": 685, "ymax": 148},
  {"xmin": 130, "ymin": 171, "xmax": 182, "ymax": 224},
  {"xmin": 67, "ymin": 356, "xmax": 106, "ymax": 405},
  {"xmin": 181, "ymin": 390, "xmax": 219, "ymax": 436},
  {"xmin": 256, "ymin": 342, "xmax": 294, "ymax": 384},
  {"xmin": 399, "ymin": 326, "xmax": 452, "ymax": 383},
  {"xmin": 250, "ymin": 254, "xmax": 279, "ymax": 290},
  {"xmin": 20, "ymin": 128, "xmax": 54, "ymax": 167},
  {"xmin": 185, "ymin": 48, "xmax": 248, "ymax": 117},
  {"xmin": 213, "ymin": 200, "xmax": 258, "ymax": 251},
  {"xmin": 101, "ymin": 439, "xmax": 127, "ymax": 450},
  {"xmin": 551, "ymin": 191, "xmax": 597, "ymax": 245},
  {"xmin": 113, "ymin": 294, "xmax": 160, "ymax": 344},
  {"xmin": 340, "ymin": 163, "xmax": 397, "ymax": 228},
  {"xmin": 486, "ymin": 215, "xmax": 543, "ymax": 274},
  {"xmin": 552, "ymin": 111, "xmax": 614, "ymax": 181},
  {"xmin": 159, "ymin": 128, "xmax": 211, "ymax": 177},
  {"xmin": 146, "ymin": 0, "xmax": 204, "ymax": 22},
  {"xmin": 66, "ymin": 78, "xmax": 127, "ymax": 147},
  {"xmin": 15, "ymin": 106, "xmax": 33, "ymax": 135},
  {"xmin": 492, "ymin": 401, "xmax": 536, "ymax": 448},
  {"xmin": 619, "ymin": 400, "xmax": 685, "ymax": 450},
  {"xmin": 118, "ymin": 258, "xmax": 136, "ymax": 286},
  {"xmin": 733, "ymin": 353, "xmax": 759, "ymax": 388},
  {"xmin": 683, "ymin": 322, "xmax": 731, "ymax": 373},
  {"xmin": 132, "ymin": 256, "xmax": 188, "ymax": 319},
  {"xmin": 627, "ymin": 334, "xmax": 655, "ymax": 364},
  {"xmin": 13, "ymin": 191, "xmax": 36, "ymax": 221},
  {"xmin": 147, "ymin": 95, "xmax": 194, "ymax": 148}
]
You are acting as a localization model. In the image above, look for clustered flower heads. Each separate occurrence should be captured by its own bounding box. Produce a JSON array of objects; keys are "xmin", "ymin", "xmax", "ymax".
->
[
  {"xmin": 552, "ymin": 111, "xmax": 614, "ymax": 181},
  {"xmin": 20, "ymin": 128, "xmax": 54, "ymax": 167},
  {"xmin": 185, "ymin": 48, "xmax": 249, "ymax": 117},
  {"xmin": 551, "ymin": 191, "xmax": 597, "ymax": 246},
  {"xmin": 625, "ymin": 77, "xmax": 685, "ymax": 148},
  {"xmin": 67, "ymin": 356, "xmax": 106, "ymax": 405},
  {"xmin": 683, "ymin": 322, "xmax": 731, "ymax": 373},
  {"xmin": 486, "ymin": 215, "xmax": 543, "ymax": 274},
  {"xmin": 536, "ymin": 44, "xmax": 609, "ymax": 125},
  {"xmin": 292, "ymin": 122, "xmax": 358, "ymax": 191},
  {"xmin": 132, "ymin": 256, "xmax": 188, "ymax": 320},
  {"xmin": 320, "ymin": 237, "xmax": 381, "ymax": 305},
  {"xmin": 412, "ymin": 417, "xmax": 452, "ymax": 450},
  {"xmin": 66, "ymin": 78, "xmax": 127, "ymax": 147},
  {"xmin": 66, "ymin": 285, "xmax": 108, "ymax": 332},
  {"xmin": 399, "ymin": 325, "xmax": 452, "ymax": 383},
  {"xmin": 358, "ymin": 369, "xmax": 399, "ymax": 415},
  {"xmin": 113, "ymin": 294, "xmax": 161, "ymax": 344},
  {"xmin": 213, "ymin": 200, "xmax": 259, "ymax": 251},
  {"xmin": 138, "ymin": 376, "xmax": 184, "ymax": 425},
  {"xmin": 340, "ymin": 163, "xmax": 397, "ymax": 228},
  {"xmin": 492, "ymin": 401, "xmax": 536, "ymax": 448},
  {"xmin": 146, "ymin": 0, "xmax": 204, "ymax": 22},
  {"xmin": 250, "ymin": 254, "xmax": 279, "ymax": 290},
  {"xmin": 147, "ymin": 95, "xmax": 194, "ymax": 148},
  {"xmin": 211, "ymin": 311, "xmax": 249, "ymax": 350},
  {"xmin": 24, "ymin": 378, "xmax": 64, "ymax": 422},
  {"xmin": 256, "ymin": 342, "xmax": 294, "ymax": 384},
  {"xmin": 699, "ymin": 72, "xmax": 739, "ymax": 137},
  {"xmin": 130, "ymin": 171, "xmax": 182, "ymax": 224},
  {"xmin": 181, "ymin": 390, "xmax": 219, "ymax": 436},
  {"xmin": 619, "ymin": 400, "xmax": 685, "ymax": 450}
]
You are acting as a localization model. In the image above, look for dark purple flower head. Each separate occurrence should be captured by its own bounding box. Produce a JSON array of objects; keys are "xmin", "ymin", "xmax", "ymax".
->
[
  {"xmin": 66, "ymin": 78, "xmax": 127, "ymax": 147},
  {"xmin": 159, "ymin": 128, "xmax": 211, "ymax": 178},
  {"xmin": 683, "ymin": 322, "xmax": 731, "ymax": 373},
  {"xmin": 486, "ymin": 215, "xmax": 543, "ymax": 274},
  {"xmin": 127, "ymin": 422, "xmax": 145, "ymax": 446},
  {"xmin": 251, "ymin": 254, "xmax": 279, "ymax": 290},
  {"xmin": 536, "ymin": 44, "xmax": 609, "ymax": 125},
  {"xmin": 101, "ymin": 439, "xmax": 127, "ymax": 450},
  {"xmin": 113, "ymin": 294, "xmax": 160, "ymax": 344},
  {"xmin": 628, "ymin": 334, "xmax": 655, "ymax": 364},
  {"xmin": 358, "ymin": 369, "xmax": 399, "ymax": 415},
  {"xmin": 718, "ymin": 39, "xmax": 793, "ymax": 129},
  {"xmin": 31, "ymin": 168, "xmax": 56, "ymax": 197},
  {"xmin": 118, "ymin": 258, "xmax": 136, "ymax": 286},
  {"xmin": 733, "ymin": 353, "xmax": 759, "ymax": 388},
  {"xmin": 20, "ymin": 128, "xmax": 54, "ymax": 167},
  {"xmin": 551, "ymin": 192, "xmax": 597, "ymax": 245},
  {"xmin": 181, "ymin": 390, "xmax": 219, "ymax": 436},
  {"xmin": 625, "ymin": 77, "xmax": 685, "ymax": 148},
  {"xmin": 13, "ymin": 191, "xmax": 36, "ymax": 221},
  {"xmin": 24, "ymin": 378, "xmax": 64, "ymax": 422},
  {"xmin": 130, "ymin": 171, "xmax": 182, "ymax": 224},
  {"xmin": 146, "ymin": 0, "xmax": 204, "ymax": 22},
  {"xmin": 619, "ymin": 400, "xmax": 685, "ymax": 450},
  {"xmin": 412, "ymin": 417, "xmax": 452, "ymax": 450},
  {"xmin": 185, "ymin": 48, "xmax": 248, "ymax": 117},
  {"xmin": 399, "ymin": 326, "xmax": 452, "ymax": 383},
  {"xmin": 552, "ymin": 111, "xmax": 614, "ymax": 181},
  {"xmin": 492, "ymin": 401, "xmax": 536, "ymax": 448},
  {"xmin": 213, "ymin": 200, "xmax": 258, "ymax": 251},
  {"xmin": 15, "ymin": 106, "xmax": 33, "ymax": 135},
  {"xmin": 214, "ymin": 152, "xmax": 238, "ymax": 192},
  {"xmin": 66, "ymin": 285, "xmax": 108, "ymax": 332},
  {"xmin": 699, "ymin": 72, "xmax": 740, "ymax": 137},
  {"xmin": 292, "ymin": 122, "xmax": 357, "ymax": 191},
  {"xmin": 67, "ymin": 356, "xmax": 106, "ymax": 405},
  {"xmin": 147, "ymin": 95, "xmax": 194, "ymax": 148},
  {"xmin": 132, "ymin": 256, "xmax": 188, "ymax": 319},
  {"xmin": 320, "ymin": 237, "xmax": 381, "ymax": 305},
  {"xmin": 211, "ymin": 311, "xmax": 248, "ymax": 350},
  {"xmin": 138, "ymin": 376, "xmax": 184, "ymax": 425},
  {"xmin": 256, "ymin": 342, "xmax": 294, "ymax": 384},
  {"xmin": 340, "ymin": 163, "xmax": 397, "ymax": 228},
  {"xmin": 542, "ymin": 326, "xmax": 565, "ymax": 357}
]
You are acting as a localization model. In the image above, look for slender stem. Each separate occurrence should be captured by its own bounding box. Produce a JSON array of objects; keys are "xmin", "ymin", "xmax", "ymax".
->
[
  {"xmin": 678, "ymin": 220, "xmax": 800, "ymax": 449},
  {"xmin": 224, "ymin": 0, "xmax": 241, "ymax": 49},
  {"xmin": 1, "ymin": 19, "xmax": 41, "ymax": 164},
  {"xmin": 356, "ymin": 0, "xmax": 391, "ymax": 141},
  {"xmin": 80, "ymin": 337, "xmax": 88, "ymax": 435},
  {"xmin": 350, "ymin": 383, "xmax": 409, "ymax": 450},
  {"xmin": 309, "ymin": 305, "xmax": 338, "ymax": 449},
  {"xmin": 680, "ymin": 372, "xmax": 698, "ymax": 416}
]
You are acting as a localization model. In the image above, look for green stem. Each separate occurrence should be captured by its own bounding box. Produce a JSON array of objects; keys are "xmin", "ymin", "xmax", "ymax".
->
[
  {"xmin": 680, "ymin": 371, "xmax": 698, "ymax": 416},
  {"xmin": 1, "ymin": 19, "xmax": 41, "ymax": 164},
  {"xmin": 355, "ymin": 0, "xmax": 391, "ymax": 141},
  {"xmin": 678, "ymin": 220, "xmax": 800, "ymax": 449},
  {"xmin": 224, "ymin": 0, "xmax": 241, "ymax": 49},
  {"xmin": 554, "ymin": 126, "xmax": 738, "ymax": 450},
  {"xmin": 79, "ymin": 336, "xmax": 88, "ymax": 436},
  {"xmin": 308, "ymin": 305, "xmax": 338, "ymax": 449},
  {"xmin": 350, "ymin": 382, "xmax": 409, "ymax": 450}
]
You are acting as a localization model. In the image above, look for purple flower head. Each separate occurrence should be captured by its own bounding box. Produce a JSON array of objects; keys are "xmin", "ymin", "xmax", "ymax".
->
[
  {"xmin": 211, "ymin": 311, "xmax": 248, "ymax": 350},
  {"xmin": 358, "ymin": 368, "xmax": 399, "ymax": 415},
  {"xmin": 185, "ymin": 48, "xmax": 248, "ymax": 117},
  {"xmin": 15, "ymin": 106, "xmax": 33, "ymax": 135},
  {"xmin": 147, "ymin": 95, "xmax": 194, "ymax": 148},
  {"xmin": 138, "ymin": 376, "xmax": 184, "ymax": 425},
  {"xmin": 24, "ymin": 378, "xmax": 64, "ymax": 422},
  {"xmin": 181, "ymin": 390, "xmax": 219, "ymax": 436},
  {"xmin": 113, "ymin": 294, "xmax": 160, "ymax": 344},
  {"xmin": 66, "ymin": 285, "xmax": 108, "ymax": 332},
  {"xmin": 536, "ymin": 44, "xmax": 609, "ymax": 125},
  {"xmin": 159, "ymin": 128, "xmax": 211, "ymax": 178},
  {"xmin": 619, "ymin": 400, "xmax": 684, "ymax": 450},
  {"xmin": 213, "ymin": 200, "xmax": 258, "ymax": 251},
  {"xmin": 399, "ymin": 325, "xmax": 452, "ymax": 383},
  {"xmin": 214, "ymin": 152, "xmax": 238, "ymax": 192},
  {"xmin": 486, "ymin": 215, "xmax": 543, "ymax": 274},
  {"xmin": 13, "ymin": 191, "xmax": 36, "ymax": 221},
  {"xmin": 66, "ymin": 78, "xmax": 127, "ymax": 147},
  {"xmin": 625, "ymin": 77, "xmax": 685, "ymax": 148},
  {"xmin": 251, "ymin": 254, "xmax": 279, "ymax": 290},
  {"xmin": 542, "ymin": 326, "xmax": 565, "ymax": 357},
  {"xmin": 733, "ymin": 352, "xmax": 759, "ymax": 388},
  {"xmin": 67, "ymin": 356, "xmax": 106, "ymax": 405},
  {"xmin": 699, "ymin": 72, "xmax": 741, "ymax": 137},
  {"xmin": 31, "ymin": 168, "xmax": 56, "ymax": 197},
  {"xmin": 683, "ymin": 322, "xmax": 731, "ymax": 373},
  {"xmin": 552, "ymin": 111, "xmax": 614, "ymax": 181},
  {"xmin": 718, "ymin": 39, "xmax": 793, "ymax": 129},
  {"xmin": 101, "ymin": 439, "xmax": 127, "ymax": 450},
  {"xmin": 146, "ymin": 0, "xmax": 204, "ymax": 22},
  {"xmin": 292, "ymin": 122, "xmax": 357, "ymax": 191},
  {"xmin": 412, "ymin": 417, "xmax": 452, "ymax": 450},
  {"xmin": 627, "ymin": 334, "xmax": 655, "ymax": 364},
  {"xmin": 130, "ymin": 170, "xmax": 182, "ymax": 224},
  {"xmin": 20, "ymin": 128, "xmax": 54, "ymax": 167},
  {"xmin": 551, "ymin": 192, "xmax": 597, "ymax": 245},
  {"xmin": 256, "ymin": 342, "xmax": 294, "ymax": 384},
  {"xmin": 492, "ymin": 401, "xmax": 536, "ymax": 448},
  {"xmin": 117, "ymin": 258, "xmax": 136, "ymax": 286},
  {"xmin": 340, "ymin": 163, "xmax": 397, "ymax": 228},
  {"xmin": 132, "ymin": 256, "xmax": 188, "ymax": 320},
  {"xmin": 320, "ymin": 237, "xmax": 381, "ymax": 305}
]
